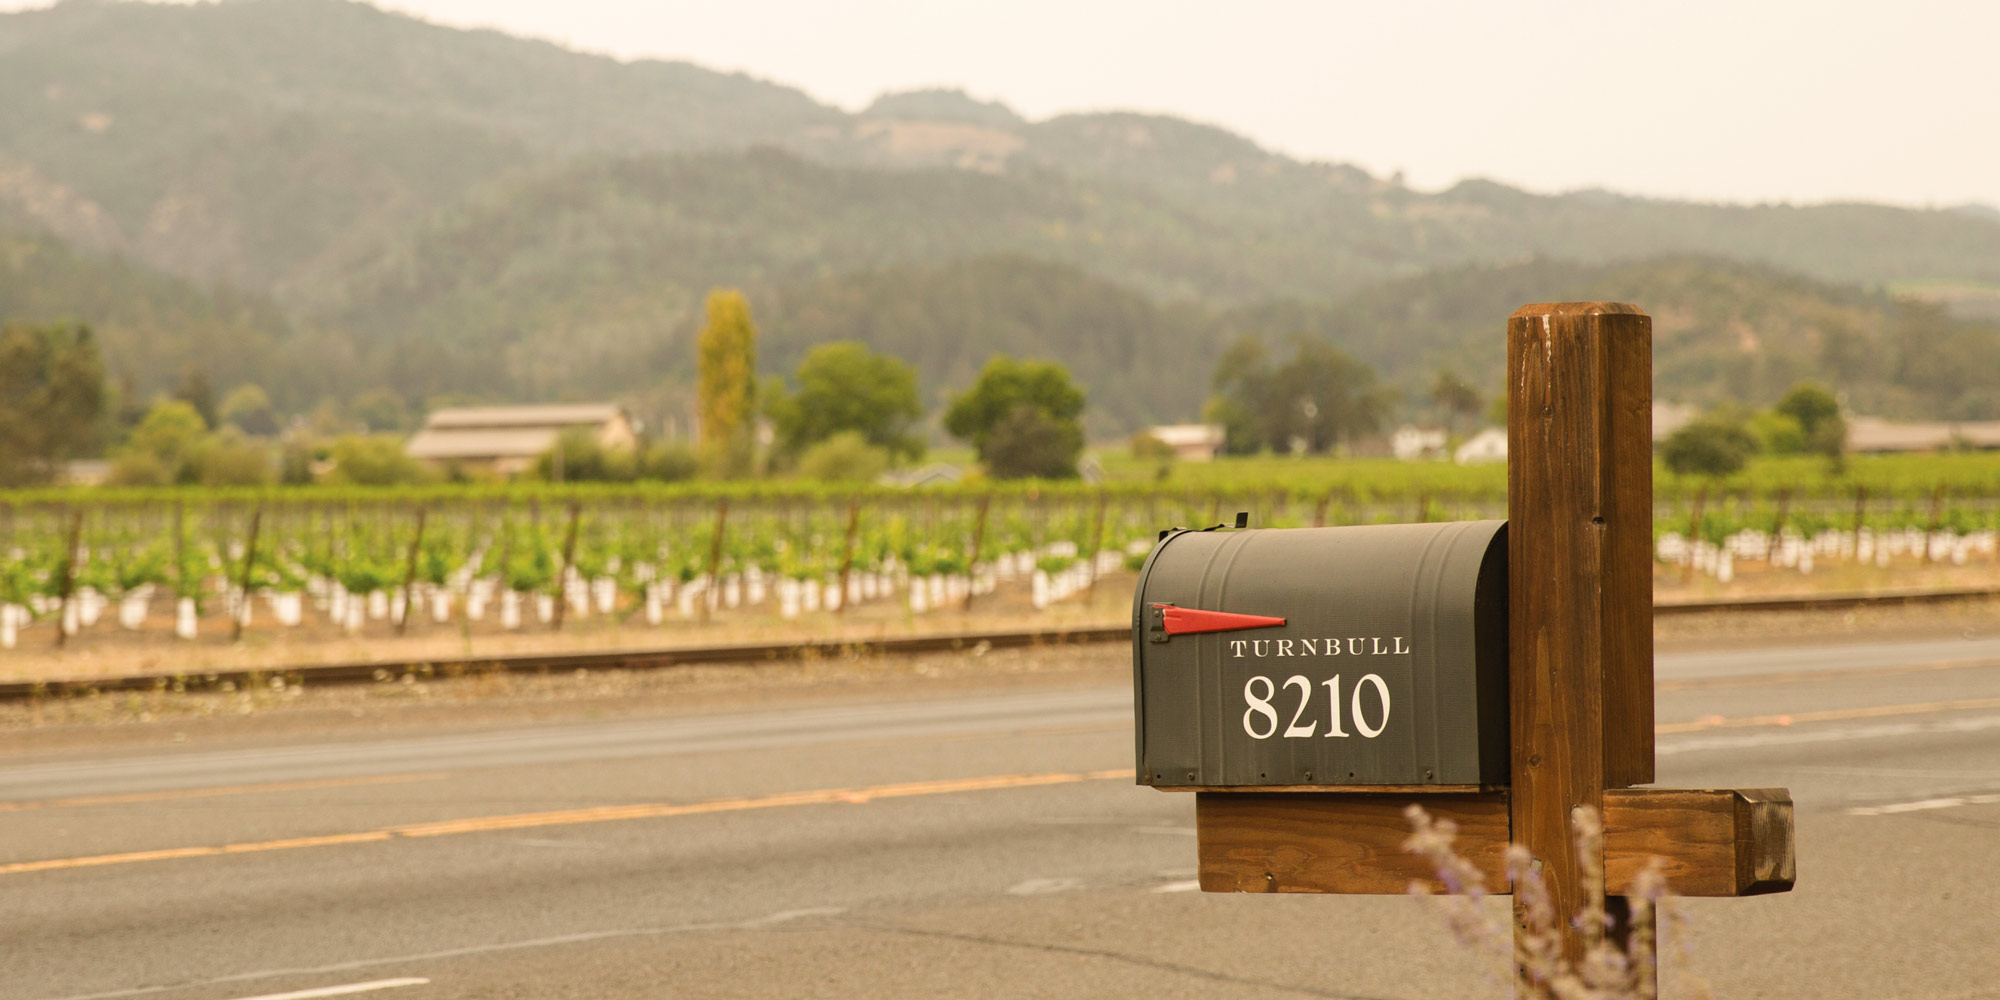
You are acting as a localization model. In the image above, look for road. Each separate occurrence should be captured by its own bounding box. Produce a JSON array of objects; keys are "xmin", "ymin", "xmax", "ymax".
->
[{"xmin": 5, "ymin": 633, "xmax": 2000, "ymax": 1000}]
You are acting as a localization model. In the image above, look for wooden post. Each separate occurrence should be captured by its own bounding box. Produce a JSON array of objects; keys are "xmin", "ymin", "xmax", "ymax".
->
[
  {"xmin": 1507, "ymin": 302, "xmax": 1654, "ymax": 980},
  {"xmin": 553, "ymin": 502, "xmax": 581, "ymax": 631},
  {"xmin": 1681, "ymin": 485, "xmax": 1706, "ymax": 584},
  {"xmin": 836, "ymin": 501, "xmax": 861, "ymax": 616},
  {"xmin": 1769, "ymin": 487, "xmax": 1792, "ymax": 564},
  {"xmin": 1313, "ymin": 490, "xmax": 1333, "ymax": 528},
  {"xmin": 961, "ymin": 495, "xmax": 990, "ymax": 611},
  {"xmin": 1084, "ymin": 490, "xmax": 1109, "ymax": 600},
  {"xmin": 53, "ymin": 508, "xmax": 83, "ymax": 649},
  {"xmin": 172, "ymin": 500, "xmax": 186, "ymax": 605},
  {"xmin": 231, "ymin": 507, "xmax": 263, "ymax": 643},
  {"xmin": 702, "ymin": 499, "xmax": 728, "ymax": 622},
  {"xmin": 396, "ymin": 506, "xmax": 427, "ymax": 635}
]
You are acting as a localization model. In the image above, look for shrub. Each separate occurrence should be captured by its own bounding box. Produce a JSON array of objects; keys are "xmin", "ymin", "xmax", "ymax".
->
[{"xmin": 798, "ymin": 431, "xmax": 890, "ymax": 483}]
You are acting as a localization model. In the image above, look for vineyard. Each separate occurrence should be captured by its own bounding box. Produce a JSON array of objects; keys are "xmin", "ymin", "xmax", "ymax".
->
[{"xmin": 3, "ymin": 453, "xmax": 2000, "ymax": 657}]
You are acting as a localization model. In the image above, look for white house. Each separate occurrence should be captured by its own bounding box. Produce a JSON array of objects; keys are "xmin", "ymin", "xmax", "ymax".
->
[
  {"xmin": 405, "ymin": 403, "xmax": 637, "ymax": 476},
  {"xmin": 1144, "ymin": 424, "xmax": 1225, "ymax": 461},
  {"xmin": 1390, "ymin": 424, "xmax": 1448, "ymax": 461},
  {"xmin": 1453, "ymin": 427, "xmax": 1509, "ymax": 464}
]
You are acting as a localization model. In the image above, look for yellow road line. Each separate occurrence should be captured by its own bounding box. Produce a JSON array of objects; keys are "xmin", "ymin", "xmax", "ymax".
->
[
  {"xmin": 0, "ymin": 767, "xmax": 1131, "ymax": 877},
  {"xmin": 1657, "ymin": 695, "xmax": 2000, "ymax": 734},
  {"xmin": 0, "ymin": 772, "xmax": 449, "ymax": 813},
  {"xmin": 1657, "ymin": 656, "xmax": 2000, "ymax": 692}
]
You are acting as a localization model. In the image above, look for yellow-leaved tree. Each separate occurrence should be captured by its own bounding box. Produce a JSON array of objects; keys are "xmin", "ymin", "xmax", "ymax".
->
[{"xmin": 696, "ymin": 288, "xmax": 758, "ymax": 477}]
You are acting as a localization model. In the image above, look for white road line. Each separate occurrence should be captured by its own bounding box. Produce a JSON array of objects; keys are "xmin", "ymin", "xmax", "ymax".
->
[
  {"xmin": 1151, "ymin": 880, "xmax": 1203, "ymax": 893},
  {"xmin": 1658, "ymin": 713, "xmax": 2000, "ymax": 755},
  {"xmin": 40, "ymin": 908, "xmax": 845, "ymax": 1000},
  {"xmin": 1849, "ymin": 793, "xmax": 2000, "ymax": 816},
  {"xmin": 222, "ymin": 980, "xmax": 428, "ymax": 1000}
]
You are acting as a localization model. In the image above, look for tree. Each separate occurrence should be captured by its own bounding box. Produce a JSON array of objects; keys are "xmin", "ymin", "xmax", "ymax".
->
[
  {"xmin": 0, "ymin": 322, "xmax": 106, "ymax": 486},
  {"xmin": 1774, "ymin": 381, "xmax": 1846, "ymax": 462},
  {"xmin": 326, "ymin": 435, "xmax": 430, "ymax": 485},
  {"xmin": 1661, "ymin": 417, "xmax": 1757, "ymax": 480},
  {"xmin": 798, "ymin": 431, "xmax": 891, "ymax": 483},
  {"xmin": 982, "ymin": 405, "xmax": 1082, "ymax": 479},
  {"xmin": 115, "ymin": 399, "xmax": 208, "ymax": 484},
  {"xmin": 1430, "ymin": 369, "xmax": 1483, "ymax": 438},
  {"xmin": 173, "ymin": 369, "xmax": 217, "ymax": 429},
  {"xmin": 351, "ymin": 388, "xmax": 410, "ymax": 434},
  {"xmin": 1208, "ymin": 335, "xmax": 1391, "ymax": 455},
  {"xmin": 534, "ymin": 427, "xmax": 636, "ymax": 482},
  {"xmin": 943, "ymin": 357, "xmax": 1085, "ymax": 478},
  {"xmin": 697, "ymin": 288, "xmax": 758, "ymax": 475},
  {"xmin": 219, "ymin": 383, "xmax": 281, "ymax": 436},
  {"xmin": 769, "ymin": 341, "xmax": 924, "ymax": 460}
]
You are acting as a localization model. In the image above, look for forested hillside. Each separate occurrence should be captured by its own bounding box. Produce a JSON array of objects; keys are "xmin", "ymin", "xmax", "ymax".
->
[{"xmin": 4, "ymin": 0, "xmax": 2000, "ymax": 435}]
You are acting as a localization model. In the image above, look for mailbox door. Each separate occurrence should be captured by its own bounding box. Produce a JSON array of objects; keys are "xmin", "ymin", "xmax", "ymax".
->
[{"xmin": 1133, "ymin": 520, "xmax": 1506, "ymax": 788}]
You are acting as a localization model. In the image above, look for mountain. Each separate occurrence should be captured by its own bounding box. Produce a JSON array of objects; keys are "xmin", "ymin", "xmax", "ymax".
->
[
  {"xmin": 4, "ymin": 0, "xmax": 2000, "ymax": 434},
  {"xmin": 1220, "ymin": 256, "xmax": 2000, "ymax": 422},
  {"xmin": 0, "ymin": 225, "xmax": 301, "ymax": 401}
]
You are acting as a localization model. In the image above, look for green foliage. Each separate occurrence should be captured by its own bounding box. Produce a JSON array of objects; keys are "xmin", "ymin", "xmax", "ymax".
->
[
  {"xmin": 326, "ymin": 435, "xmax": 430, "ymax": 486},
  {"xmin": 172, "ymin": 370, "xmax": 217, "ymax": 429},
  {"xmin": 1662, "ymin": 418, "xmax": 1759, "ymax": 479},
  {"xmin": 351, "ymin": 388, "xmax": 411, "ymax": 434},
  {"xmin": 944, "ymin": 357, "xmax": 1085, "ymax": 456},
  {"xmin": 769, "ymin": 342, "xmax": 924, "ymax": 460},
  {"xmin": 697, "ymin": 289, "xmax": 758, "ymax": 475},
  {"xmin": 1430, "ymin": 369, "xmax": 1483, "ymax": 437},
  {"xmin": 981, "ymin": 406, "xmax": 1083, "ymax": 480},
  {"xmin": 1747, "ymin": 411, "xmax": 1807, "ymax": 454},
  {"xmin": 797, "ymin": 431, "xmax": 891, "ymax": 483},
  {"xmin": 114, "ymin": 399, "xmax": 208, "ymax": 484},
  {"xmin": 1129, "ymin": 431, "xmax": 1177, "ymax": 463},
  {"xmin": 1208, "ymin": 335, "xmax": 1391, "ymax": 455},
  {"xmin": 0, "ymin": 322, "xmax": 106, "ymax": 486},
  {"xmin": 1774, "ymin": 381, "xmax": 1847, "ymax": 459},
  {"xmin": 219, "ymin": 383, "xmax": 280, "ymax": 436},
  {"xmin": 641, "ymin": 441, "xmax": 700, "ymax": 483},
  {"xmin": 535, "ymin": 427, "xmax": 636, "ymax": 483},
  {"xmin": 193, "ymin": 430, "xmax": 275, "ymax": 486}
]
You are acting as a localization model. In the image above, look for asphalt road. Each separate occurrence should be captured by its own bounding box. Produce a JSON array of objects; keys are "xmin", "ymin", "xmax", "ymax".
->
[{"xmin": 6, "ymin": 633, "xmax": 2000, "ymax": 1000}]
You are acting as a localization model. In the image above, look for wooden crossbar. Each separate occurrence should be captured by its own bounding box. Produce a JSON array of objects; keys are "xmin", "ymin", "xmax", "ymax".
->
[{"xmin": 1195, "ymin": 787, "xmax": 1794, "ymax": 898}]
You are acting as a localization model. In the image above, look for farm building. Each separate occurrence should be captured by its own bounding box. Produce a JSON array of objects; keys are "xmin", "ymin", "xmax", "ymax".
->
[
  {"xmin": 1144, "ymin": 424, "xmax": 1225, "ymax": 461},
  {"xmin": 405, "ymin": 404, "xmax": 637, "ymax": 476}
]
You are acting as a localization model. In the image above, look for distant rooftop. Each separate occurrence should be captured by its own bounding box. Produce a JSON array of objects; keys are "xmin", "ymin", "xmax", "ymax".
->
[{"xmin": 422, "ymin": 404, "xmax": 625, "ymax": 430}]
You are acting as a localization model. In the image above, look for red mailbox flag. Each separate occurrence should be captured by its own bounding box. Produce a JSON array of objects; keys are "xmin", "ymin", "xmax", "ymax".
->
[{"xmin": 1152, "ymin": 604, "xmax": 1286, "ymax": 636}]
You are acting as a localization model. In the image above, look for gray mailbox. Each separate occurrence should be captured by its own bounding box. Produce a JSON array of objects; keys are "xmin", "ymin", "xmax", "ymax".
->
[{"xmin": 1132, "ymin": 520, "xmax": 1508, "ymax": 788}]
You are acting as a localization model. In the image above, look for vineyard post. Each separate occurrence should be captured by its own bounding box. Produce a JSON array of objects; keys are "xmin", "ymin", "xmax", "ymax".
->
[
  {"xmin": 837, "ymin": 501, "xmax": 861, "ymax": 616},
  {"xmin": 1682, "ymin": 484, "xmax": 1707, "ymax": 584},
  {"xmin": 1770, "ymin": 487, "xmax": 1793, "ymax": 564},
  {"xmin": 553, "ymin": 502, "xmax": 581, "ymax": 631},
  {"xmin": 396, "ymin": 506, "xmax": 427, "ymax": 636},
  {"xmin": 961, "ymin": 495, "xmax": 990, "ymax": 611},
  {"xmin": 1313, "ymin": 489, "xmax": 1333, "ymax": 528},
  {"xmin": 53, "ymin": 507, "xmax": 83, "ymax": 649},
  {"xmin": 1413, "ymin": 488, "xmax": 1429, "ymax": 524},
  {"xmin": 1852, "ymin": 484, "xmax": 1868, "ymax": 544},
  {"xmin": 173, "ymin": 499, "xmax": 186, "ymax": 595},
  {"xmin": 1084, "ymin": 490, "xmax": 1108, "ymax": 600},
  {"xmin": 231, "ymin": 506, "xmax": 262, "ymax": 643},
  {"xmin": 702, "ymin": 499, "xmax": 728, "ymax": 622}
]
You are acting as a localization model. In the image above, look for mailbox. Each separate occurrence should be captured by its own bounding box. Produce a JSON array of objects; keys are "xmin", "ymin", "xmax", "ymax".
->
[{"xmin": 1132, "ymin": 520, "xmax": 1508, "ymax": 788}]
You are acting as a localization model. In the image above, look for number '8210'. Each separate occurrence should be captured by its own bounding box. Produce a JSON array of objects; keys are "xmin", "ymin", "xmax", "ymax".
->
[{"xmin": 1241, "ymin": 673, "xmax": 1391, "ymax": 740}]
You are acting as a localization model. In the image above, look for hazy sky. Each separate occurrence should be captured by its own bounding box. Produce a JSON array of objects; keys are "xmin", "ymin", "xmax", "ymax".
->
[{"xmin": 23, "ymin": 1, "xmax": 2000, "ymax": 208}]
